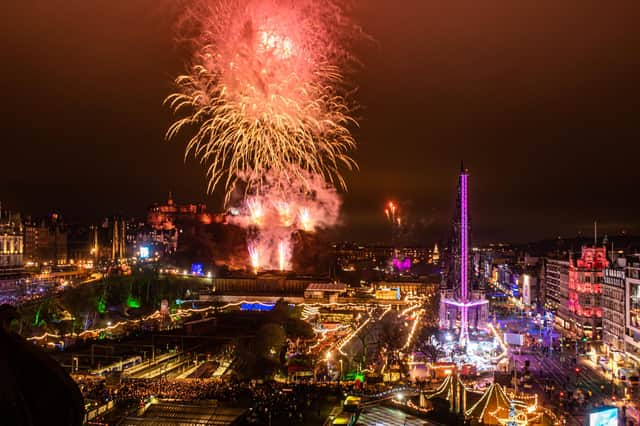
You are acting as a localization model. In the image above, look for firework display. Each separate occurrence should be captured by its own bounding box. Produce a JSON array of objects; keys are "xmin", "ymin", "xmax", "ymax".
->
[
  {"xmin": 228, "ymin": 168, "xmax": 341, "ymax": 271},
  {"xmin": 167, "ymin": 0, "xmax": 359, "ymax": 272},
  {"xmin": 167, "ymin": 0, "xmax": 359, "ymax": 203}
]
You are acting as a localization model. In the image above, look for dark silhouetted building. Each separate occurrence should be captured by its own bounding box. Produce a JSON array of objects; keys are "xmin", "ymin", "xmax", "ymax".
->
[{"xmin": 23, "ymin": 213, "xmax": 67, "ymax": 266}]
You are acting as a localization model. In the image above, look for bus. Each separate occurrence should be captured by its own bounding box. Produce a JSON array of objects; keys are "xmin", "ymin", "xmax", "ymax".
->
[
  {"xmin": 332, "ymin": 412, "xmax": 356, "ymax": 426},
  {"xmin": 343, "ymin": 396, "xmax": 361, "ymax": 413}
]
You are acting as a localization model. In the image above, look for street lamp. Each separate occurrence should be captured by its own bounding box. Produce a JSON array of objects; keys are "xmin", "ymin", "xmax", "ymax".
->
[{"xmin": 325, "ymin": 352, "xmax": 332, "ymax": 382}]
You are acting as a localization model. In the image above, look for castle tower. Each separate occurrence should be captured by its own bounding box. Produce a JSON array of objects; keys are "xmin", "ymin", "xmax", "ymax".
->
[
  {"xmin": 111, "ymin": 218, "xmax": 126, "ymax": 261},
  {"xmin": 111, "ymin": 219, "xmax": 118, "ymax": 261},
  {"xmin": 119, "ymin": 220, "xmax": 126, "ymax": 259}
]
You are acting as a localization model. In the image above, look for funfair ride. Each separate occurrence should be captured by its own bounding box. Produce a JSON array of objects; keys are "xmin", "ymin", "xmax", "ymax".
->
[{"xmin": 440, "ymin": 164, "xmax": 488, "ymax": 348}]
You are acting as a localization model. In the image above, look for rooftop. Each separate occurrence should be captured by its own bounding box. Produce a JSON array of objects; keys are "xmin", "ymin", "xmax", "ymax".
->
[
  {"xmin": 119, "ymin": 400, "xmax": 245, "ymax": 425},
  {"xmin": 305, "ymin": 282, "xmax": 347, "ymax": 292}
]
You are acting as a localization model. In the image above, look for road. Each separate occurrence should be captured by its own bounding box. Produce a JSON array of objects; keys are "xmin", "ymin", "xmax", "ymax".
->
[
  {"xmin": 512, "ymin": 350, "xmax": 611, "ymax": 426},
  {"xmin": 357, "ymin": 405, "xmax": 438, "ymax": 425},
  {"xmin": 498, "ymin": 313, "xmax": 623, "ymax": 425}
]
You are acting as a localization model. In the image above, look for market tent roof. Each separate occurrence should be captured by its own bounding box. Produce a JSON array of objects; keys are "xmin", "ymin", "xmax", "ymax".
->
[
  {"xmin": 425, "ymin": 374, "xmax": 455, "ymax": 400},
  {"xmin": 464, "ymin": 383, "xmax": 511, "ymax": 425},
  {"xmin": 424, "ymin": 374, "xmax": 482, "ymax": 402}
]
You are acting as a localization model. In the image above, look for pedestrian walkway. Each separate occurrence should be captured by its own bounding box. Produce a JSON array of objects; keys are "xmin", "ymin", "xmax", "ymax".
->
[{"xmin": 357, "ymin": 406, "xmax": 433, "ymax": 425}]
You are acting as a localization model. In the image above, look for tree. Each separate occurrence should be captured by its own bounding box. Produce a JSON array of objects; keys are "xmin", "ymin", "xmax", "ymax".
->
[
  {"xmin": 415, "ymin": 325, "xmax": 445, "ymax": 364},
  {"xmin": 378, "ymin": 315, "xmax": 404, "ymax": 353},
  {"xmin": 270, "ymin": 298, "xmax": 292, "ymax": 324},
  {"xmin": 353, "ymin": 321, "xmax": 376, "ymax": 368},
  {"xmin": 256, "ymin": 323, "xmax": 286, "ymax": 361},
  {"xmin": 424, "ymin": 292, "xmax": 441, "ymax": 325},
  {"xmin": 378, "ymin": 314, "xmax": 406, "ymax": 373},
  {"xmin": 285, "ymin": 318, "xmax": 314, "ymax": 339},
  {"xmin": 234, "ymin": 337, "xmax": 258, "ymax": 378}
]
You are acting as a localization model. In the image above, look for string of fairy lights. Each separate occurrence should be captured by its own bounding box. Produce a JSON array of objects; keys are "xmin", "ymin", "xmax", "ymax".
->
[
  {"xmin": 401, "ymin": 309, "xmax": 423, "ymax": 350},
  {"xmin": 26, "ymin": 301, "xmax": 414, "ymax": 355},
  {"xmin": 28, "ymin": 294, "xmax": 566, "ymax": 425}
]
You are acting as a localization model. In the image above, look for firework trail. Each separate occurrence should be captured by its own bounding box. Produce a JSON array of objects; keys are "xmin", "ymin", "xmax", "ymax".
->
[
  {"xmin": 384, "ymin": 201, "xmax": 402, "ymax": 227},
  {"xmin": 298, "ymin": 207, "xmax": 312, "ymax": 232},
  {"xmin": 166, "ymin": 0, "xmax": 360, "ymax": 204},
  {"xmin": 246, "ymin": 198, "xmax": 264, "ymax": 226},
  {"xmin": 248, "ymin": 242, "xmax": 260, "ymax": 274},
  {"xmin": 278, "ymin": 239, "xmax": 288, "ymax": 272},
  {"xmin": 385, "ymin": 200, "xmax": 411, "ymax": 272}
]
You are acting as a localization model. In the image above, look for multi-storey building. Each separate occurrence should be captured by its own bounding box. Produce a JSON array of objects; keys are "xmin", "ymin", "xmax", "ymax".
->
[
  {"xmin": 23, "ymin": 213, "xmax": 68, "ymax": 266},
  {"xmin": 66, "ymin": 224, "xmax": 93, "ymax": 264},
  {"xmin": 625, "ymin": 260, "xmax": 640, "ymax": 365},
  {"xmin": 603, "ymin": 258, "xmax": 627, "ymax": 352},
  {"xmin": 563, "ymin": 247, "xmax": 607, "ymax": 340},
  {"xmin": 519, "ymin": 272, "xmax": 539, "ymax": 308},
  {"xmin": 0, "ymin": 215, "xmax": 24, "ymax": 281},
  {"xmin": 135, "ymin": 225, "xmax": 178, "ymax": 256},
  {"xmin": 544, "ymin": 258, "xmax": 569, "ymax": 317}
]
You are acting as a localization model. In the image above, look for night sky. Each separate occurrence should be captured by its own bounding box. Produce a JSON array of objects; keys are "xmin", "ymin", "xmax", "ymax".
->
[{"xmin": 2, "ymin": 1, "xmax": 640, "ymax": 244}]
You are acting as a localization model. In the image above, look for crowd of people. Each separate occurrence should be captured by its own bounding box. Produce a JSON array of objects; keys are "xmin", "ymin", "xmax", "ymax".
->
[
  {"xmin": 74, "ymin": 375, "xmax": 112, "ymax": 404},
  {"xmin": 0, "ymin": 279, "xmax": 61, "ymax": 307},
  {"xmin": 74, "ymin": 374, "xmax": 361, "ymax": 424},
  {"xmin": 75, "ymin": 375, "xmax": 246, "ymax": 406},
  {"xmin": 117, "ymin": 378, "xmax": 244, "ymax": 402},
  {"xmin": 245, "ymin": 382, "xmax": 332, "ymax": 424}
]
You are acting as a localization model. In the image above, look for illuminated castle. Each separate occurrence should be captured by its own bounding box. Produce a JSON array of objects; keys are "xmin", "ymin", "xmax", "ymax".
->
[
  {"xmin": 147, "ymin": 192, "xmax": 215, "ymax": 231},
  {"xmin": 440, "ymin": 163, "xmax": 488, "ymax": 346}
]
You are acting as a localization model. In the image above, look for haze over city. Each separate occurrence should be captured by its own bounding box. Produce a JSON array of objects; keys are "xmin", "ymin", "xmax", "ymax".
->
[{"xmin": 3, "ymin": 1, "xmax": 640, "ymax": 243}]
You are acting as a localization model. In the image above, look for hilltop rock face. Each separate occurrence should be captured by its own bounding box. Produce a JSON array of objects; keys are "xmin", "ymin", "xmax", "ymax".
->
[{"xmin": 0, "ymin": 304, "xmax": 84, "ymax": 426}]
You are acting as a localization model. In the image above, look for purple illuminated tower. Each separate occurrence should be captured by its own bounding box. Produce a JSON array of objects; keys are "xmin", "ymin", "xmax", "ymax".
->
[
  {"xmin": 459, "ymin": 167, "xmax": 470, "ymax": 344},
  {"xmin": 441, "ymin": 163, "xmax": 488, "ymax": 347}
]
